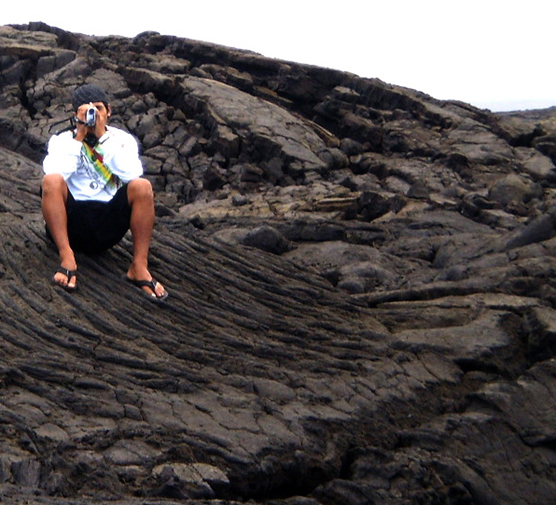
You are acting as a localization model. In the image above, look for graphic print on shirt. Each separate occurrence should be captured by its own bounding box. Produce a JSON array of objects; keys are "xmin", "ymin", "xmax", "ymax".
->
[
  {"xmin": 79, "ymin": 142, "xmax": 121, "ymax": 195},
  {"xmin": 78, "ymin": 147, "xmax": 103, "ymax": 191}
]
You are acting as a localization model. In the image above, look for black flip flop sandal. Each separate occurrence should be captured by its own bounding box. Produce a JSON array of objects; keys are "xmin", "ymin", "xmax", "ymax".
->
[{"xmin": 126, "ymin": 277, "xmax": 168, "ymax": 302}]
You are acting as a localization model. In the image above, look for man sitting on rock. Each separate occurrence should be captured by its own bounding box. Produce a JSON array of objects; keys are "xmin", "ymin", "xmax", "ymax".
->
[{"xmin": 41, "ymin": 84, "xmax": 168, "ymax": 301}]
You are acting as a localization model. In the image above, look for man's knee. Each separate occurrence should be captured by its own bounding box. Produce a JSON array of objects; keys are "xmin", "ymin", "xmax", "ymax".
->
[
  {"xmin": 41, "ymin": 173, "xmax": 67, "ymax": 197},
  {"xmin": 128, "ymin": 178, "xmax": 154, "ymax": 203}
]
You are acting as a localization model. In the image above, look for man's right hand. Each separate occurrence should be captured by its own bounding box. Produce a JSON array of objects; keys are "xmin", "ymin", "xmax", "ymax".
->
[{"xmin": 74, "ymin": 103, "xmax": 92, "ymax": 142}]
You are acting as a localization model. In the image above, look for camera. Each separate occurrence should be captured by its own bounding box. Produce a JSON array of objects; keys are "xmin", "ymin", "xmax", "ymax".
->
[{"xmin": 84, "ymin": 107, "xmax": 96, "ymax": 127}]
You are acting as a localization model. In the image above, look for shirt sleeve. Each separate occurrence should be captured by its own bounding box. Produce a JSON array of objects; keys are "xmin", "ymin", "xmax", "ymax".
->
[
  {"xmin": 104, "ymin": 131, "xmax": 144, "ymax": 182},
  {"xmin": 42, "ymin": 132, "xmax": 83, "ymax": 179}
]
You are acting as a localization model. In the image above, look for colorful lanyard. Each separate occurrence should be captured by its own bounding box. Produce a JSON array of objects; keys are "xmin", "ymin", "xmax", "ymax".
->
[{"xmin": 81, "ymin": 141, "xmax": 122, "ymax": 190}]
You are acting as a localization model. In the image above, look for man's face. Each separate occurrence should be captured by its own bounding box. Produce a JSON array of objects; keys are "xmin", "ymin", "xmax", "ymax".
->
[
  {"xmin": 93, "ymin": 102, "xmax": 109, "ymax": 118},
  {"xmin": 80, "ymin": 101, "xmax": 110, "ymax": 121},
  {"xmin": 77, "ymin": 102, "xmax": 110, "ymax": 118},
  {"xmin": 75, "ymin": 101, "xmax": 111, "ymax": 137}
]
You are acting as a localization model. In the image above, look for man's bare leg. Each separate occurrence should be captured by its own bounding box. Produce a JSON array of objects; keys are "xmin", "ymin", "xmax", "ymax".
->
[
  {"xmin": 125, "ymin": 178, "xmax": 167, "ymax": 298},
  {"xmin": 41, "ymin": 174, "xmax": 77, "ymax": 289}
]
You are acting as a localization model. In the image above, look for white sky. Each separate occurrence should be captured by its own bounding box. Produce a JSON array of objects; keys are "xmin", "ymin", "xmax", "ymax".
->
[{"xmin": 2, "ymin": 0, "xmax": 554, "ymax": 111}]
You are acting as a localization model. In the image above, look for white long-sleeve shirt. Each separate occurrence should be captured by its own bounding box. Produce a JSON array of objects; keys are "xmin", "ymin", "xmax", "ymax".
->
[{"xmin": 43, "ymin": 126, "xmax": 144, "ymax": 202}]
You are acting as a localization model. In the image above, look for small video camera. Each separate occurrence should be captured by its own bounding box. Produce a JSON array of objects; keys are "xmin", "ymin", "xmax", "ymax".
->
[{"xmin": 84, "ymin": 107, "xmax": 96, "ymax": 127}]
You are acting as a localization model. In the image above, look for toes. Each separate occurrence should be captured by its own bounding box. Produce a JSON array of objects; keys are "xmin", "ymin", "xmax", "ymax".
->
[
  {"xmin": 155, "ymin": 282, "xmax": 165, "ymax": 297},
  {"xmin": 53, "ymin": 268, "xmax": 77, "ymax": 291},
  {"xmin": 53, "ymin": 272, "xmax": 68, "ymax": 286},
  {"xmin": 155, "ymin": 282, "xmax": 168, "ymax": 299}
]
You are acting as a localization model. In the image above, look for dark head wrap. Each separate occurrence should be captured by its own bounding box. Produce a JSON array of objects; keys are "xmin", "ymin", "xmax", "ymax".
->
[{"xmin": 72, "ymin": 84, "xmax": 109, "ymax": 111}]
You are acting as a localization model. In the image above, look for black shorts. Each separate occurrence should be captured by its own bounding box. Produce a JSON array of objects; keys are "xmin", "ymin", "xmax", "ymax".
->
[{"xmin": 46, "ymin": 184, "xmax": 132, "ymax": 254}]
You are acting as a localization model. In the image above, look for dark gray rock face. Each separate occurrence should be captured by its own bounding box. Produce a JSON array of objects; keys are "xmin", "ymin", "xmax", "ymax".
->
[{"xmin": 1, "ymin": 22, "xmax": 556, "ymax": 505}]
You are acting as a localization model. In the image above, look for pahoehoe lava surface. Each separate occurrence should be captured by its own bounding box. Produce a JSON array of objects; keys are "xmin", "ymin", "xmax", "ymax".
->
[{"xmin": 1, "ymin": 22, "xmax": 556, "ymax": 504}]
